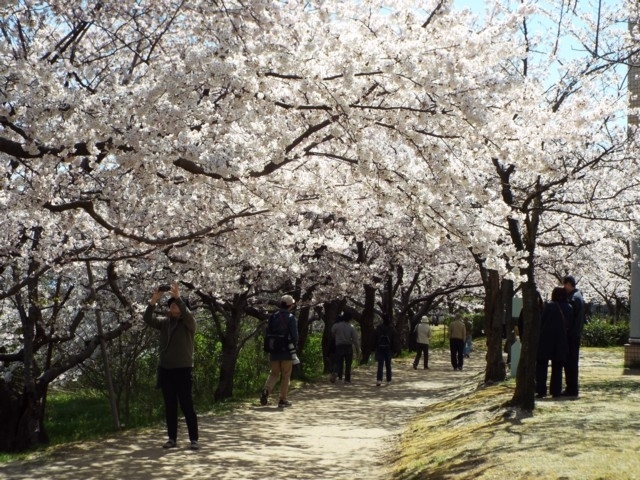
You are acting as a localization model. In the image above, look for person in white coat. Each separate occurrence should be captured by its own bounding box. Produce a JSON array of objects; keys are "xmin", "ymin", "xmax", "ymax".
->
[{"xmin": 412, "ymin": 316, "xmax": 432, "ymax": 370}]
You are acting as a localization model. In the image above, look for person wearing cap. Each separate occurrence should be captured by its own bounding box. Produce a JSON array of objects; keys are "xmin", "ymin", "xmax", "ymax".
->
[
  {"xmin": 562, "ymin": 275, "xmax": 586, "ymax": 397},
  {"xmin": 260, "ymin": 294, "xmax": 299, "ymax": 408},
  {"xmin": 330, "ymin": 311, "xmax": 361, "ymax": 384},
  {"xmin": 144, "ymin": 282, "xmax": 199, "ymax": 450},
  {"xmin": 412, "ymin": 316, "xmax": 432, "ymax": 370}
]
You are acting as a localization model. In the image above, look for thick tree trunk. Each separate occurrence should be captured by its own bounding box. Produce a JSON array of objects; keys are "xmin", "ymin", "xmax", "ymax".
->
[
  {"xmin": 484, "ymin": 269, "xmax": 506, "ymax": 383},
  {"xmin": 214, "ymin": 299, "xmax": 244, "ymax": 401},
  {"xmin": 511, "ymin": 280, "xmax": 541, "ymax": 410},
  {"xmin": 502, "ymin": 278, "xmax": 515, "ymax": 364},
  {"xmin": 0, "ymin": 382, "xmax": 44, "ymax": 452},
  {"xmin": 214, "ymin": 345, "xmax": 239, "ymax": 401},
  {"xmin": 359, "ymin": 284, "xmax": 376, "ymax": 363},
  {"xmin": 292, "ymin": 304, "xmax": 311, "ymax": 380}
]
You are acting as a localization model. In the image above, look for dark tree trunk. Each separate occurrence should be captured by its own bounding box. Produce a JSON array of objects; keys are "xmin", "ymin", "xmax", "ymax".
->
[
  {"xmin": 502, "ymin": 278, "xmax": 516, "ymax": 363},
  {"xmin": 511, "ymin": 280, "xmax": 541, "ymax": 410},
  {"xmin": 213, "ymin": 294, "xmax": 245, "ymax": 401},
  {"xmin": 292, "ymin": 304, "xmax": 311, "ymax": 380},
  {"xmin": 359, "ymin": 284, "xmax": 377, "ymax": 363},
  {"xmin": 484, "ymin": 269, "xmax": 506, "ymax": 382},
  {"xmin": 0, "ymin": 382, "xmax": 44, "ymax": 452}
]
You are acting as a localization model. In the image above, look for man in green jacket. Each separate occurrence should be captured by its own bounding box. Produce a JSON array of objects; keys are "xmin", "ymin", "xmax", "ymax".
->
[{"xmin": 144, "ymin": 283, "xmax": 199, "ymax": 450}]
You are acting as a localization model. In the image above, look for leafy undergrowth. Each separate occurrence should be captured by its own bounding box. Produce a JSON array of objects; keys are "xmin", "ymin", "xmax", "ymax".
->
[{"xmin": 390, "ymin": 347, "xmax": 640, "ymax": 480}]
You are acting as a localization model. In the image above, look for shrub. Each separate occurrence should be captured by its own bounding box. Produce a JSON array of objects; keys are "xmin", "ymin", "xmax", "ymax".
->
[{"xmin": 582, "ymin": 318, "xmax": 629, "ymax": 347}]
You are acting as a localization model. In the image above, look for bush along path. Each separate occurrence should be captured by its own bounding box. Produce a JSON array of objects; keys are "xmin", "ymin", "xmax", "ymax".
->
[{"xmin": 0, "ymin": 351, "xmax": 483, "ymax": 480}]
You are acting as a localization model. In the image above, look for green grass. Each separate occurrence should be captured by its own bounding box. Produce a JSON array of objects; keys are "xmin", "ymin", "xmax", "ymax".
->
[{"xmin": 45, "ymin": 389, "xmax": 147, "ymax": 444}]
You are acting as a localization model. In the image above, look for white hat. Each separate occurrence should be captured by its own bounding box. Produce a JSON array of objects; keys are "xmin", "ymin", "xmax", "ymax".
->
[{"xmin": 280, "ymin": 295, "xmax": 296, "ymax": 307}]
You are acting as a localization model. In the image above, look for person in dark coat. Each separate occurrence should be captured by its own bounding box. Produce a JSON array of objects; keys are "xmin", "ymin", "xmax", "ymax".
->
[
  {"xmin": 563, "ymin": 275, "xmax": 586, "ymax": 397},
  {"xmin": 535, "ymin": 287, "xmax": 572, "ymax": 398},
  {"xmin": 374, "ymin": 315, "xmax": 398, "ymax": 386}
]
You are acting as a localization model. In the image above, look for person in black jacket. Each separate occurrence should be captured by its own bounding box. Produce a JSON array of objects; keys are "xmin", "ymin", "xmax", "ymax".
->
[
  {"xmin": 535, "ymin": 287, "xmax": 572, "ymax": 398},
  {"xmin": 144, "ymin": 283, "xmax": 199, "ymax": 450},
  {"xmin": 562, "ymin": 275, "xmax": 586, "ymax": 397},
  {"xmin": 374, "ymin": 315, "xmax": 398, "ymax": 386},
  {"xmin": 260, "ymin": 295, "xmax": 299, "ymax": 408}
]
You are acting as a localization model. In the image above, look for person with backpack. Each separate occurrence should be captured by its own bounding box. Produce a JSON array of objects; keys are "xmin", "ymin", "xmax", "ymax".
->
[
  {"xmin": 412, "ymin": 316, "xmax": 432, "ymax": 370},
  {"xmin": 330, "ymin": 311, "xmax": 361, "ymax": 384},
  {"xmin": 449, "ymin": 314, "xmax": 466, "ymax": 371},
  {"xmin": 374, "ymin": 315, "xmax": 397, "ymax": 386},
  {"xmin": 260, "ymin": 295, "xmax": 299, "ymax": 408}
]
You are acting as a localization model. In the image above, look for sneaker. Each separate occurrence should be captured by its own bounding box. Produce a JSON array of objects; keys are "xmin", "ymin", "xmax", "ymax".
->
[
  {"xmin": 278, "ymin": 399, "xmax": 292, "ymax": 408},
  {"xmin": 330, "ymin": 373, "xmax": 337, "ymax": 383},
  {"xmin": 260, "ymin": 388, "xmax": 269, "ymax": 406},
  {"xmin": 163, "ymin": 439, "xmax": 176, "ymax": 449},
  {"xmin": 376, "ymin": 382, "xmax": 381, "ymax": 387},
  {"xmin": 190, "ymin": 441, "xmax": 200, "ymax": 450},
  {"xmin": 412, "ymin": 364, "xmax": 417, "ymax": 370},
  {"xmin": 344, "ymin": 380, "xmax": 351, "ymax": 385}
]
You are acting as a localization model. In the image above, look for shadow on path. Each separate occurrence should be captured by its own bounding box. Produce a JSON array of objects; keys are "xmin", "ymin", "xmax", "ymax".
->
[{"xmin": 0, "ymin": 350, "xmax": 483, "ymax": 480}]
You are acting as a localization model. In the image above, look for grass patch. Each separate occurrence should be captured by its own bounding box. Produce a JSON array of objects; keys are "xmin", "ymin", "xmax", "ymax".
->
[{"xmin": 390, "ymin": 346, "xmax": 640, "ymax": 480}]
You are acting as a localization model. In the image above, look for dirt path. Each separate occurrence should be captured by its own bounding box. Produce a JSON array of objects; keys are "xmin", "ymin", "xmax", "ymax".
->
[{"xmin": 0, "ymin": 351, "xmax": 479, "ymax": 480}]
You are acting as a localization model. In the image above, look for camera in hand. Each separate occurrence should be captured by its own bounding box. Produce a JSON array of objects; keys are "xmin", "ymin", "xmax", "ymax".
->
[
  {"xmin": 158, "ymin": 285, "xmax": 171, "ymax": 292},
  {"xmin": 288, "ymin": 343, "xmax": 301, "ymax": 365}
]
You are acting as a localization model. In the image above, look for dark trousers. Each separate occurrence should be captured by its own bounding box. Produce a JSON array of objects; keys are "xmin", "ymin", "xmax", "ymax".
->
[
  {"xmin": 333, "ymin": 344, "xmax": 354, "ymax": 382},
  {"xmin": 536, "ymin": 358, "xmax": 563, "ymax": 396},
  {"xmin": 564, "ymin": 336, "xmax": 581, "ymax": 395},
  {"xmin": 376, "ymin": 348, "xmax": 392, "ymax": 382},
  {"xmin": 450, "ymin": 338, "xmax": 464, "ymax": 369},
  {"xmin": 413, "ymin": 343, "xmax": 429, "ymax": 368},
  {"xmin": 160, "ymin": 367, "xmax": 198, "ymax": 442}
]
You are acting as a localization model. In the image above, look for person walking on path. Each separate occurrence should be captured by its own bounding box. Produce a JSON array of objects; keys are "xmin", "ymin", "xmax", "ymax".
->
[
  {"xmin": 260, "ymin": 295, "xmax": 299, "ymax": 408},
  {"xmin": 449, "ymin": 314, "xmax": 466, "ymax": 371},
  {"xmin": 536, "ymin": 287, "xmax": 572, "ymax": 398},
  {"xmin": 330, "ymin": 312, "xmax": 361, "ymax": 384},
  {"xmin": 562, "ymin": 275, "xmax": 586, "ymax": 397},
  {"xmin": 144, "ymin": 283, "xmax": 199, "ymax": 450},
  {"xmin": 375, "ymin": 315, "xmax": 398, "ymax": 386},
  {"xmin": 412, "ymin": 316, "xmax": 432, "ymax": 369}
]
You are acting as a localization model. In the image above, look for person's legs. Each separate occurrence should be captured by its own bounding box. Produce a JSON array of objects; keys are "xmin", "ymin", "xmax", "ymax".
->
[
  {"xmin": 376, "ymin": 351, "xmax": 384, "ymax": 383},
  {"xmin": 564, "ymin": 336, "xmax": 580, "ymax": 395},
  {"xmin": 449, "ymin": 339, "xmax": 457, "ymax": 369},
  {"xmin": 278, "ymin": 360, "xmax": 293, "ymax": 401},
  {"xmin": 424, "ymin": 344, "xmax": 430, "ymax": 368},
  {"xmin": 264, "ymin": 360, "xmax": 283, "ymax": 394},
  {"xmin": 384, "ymin": 350, "xmax": 392, "ymax": 382},
  {"xmin": 535, "ymin": 358, "xmax": 549, "ymax": 396},
  {"xmin": 413, "ymin": 347, "xmax": 422, "ymax": 369},
  {"xmin": 161, "ymin": 368, "xmax": 178, "ymax": 442},
  {"xmin": 549, "ymin": 360, "xmax": 563, "ymax": 397},
  {"xmin": 344, "ymin": 346, "xmax": 353, "ymax": 382},
  {"xmin": 175, "ymin": 368, "xmax": 198, "ymax": 442},
  {"xmin": 456, "ymin": 339, "xmax": 464, "ymax": 369}
]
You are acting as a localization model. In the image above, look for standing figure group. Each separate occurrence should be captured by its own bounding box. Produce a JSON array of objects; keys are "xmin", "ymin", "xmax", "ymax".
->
[{"xmin": 536, "ymin": 276, "xmax": 586, "ymax": 399}]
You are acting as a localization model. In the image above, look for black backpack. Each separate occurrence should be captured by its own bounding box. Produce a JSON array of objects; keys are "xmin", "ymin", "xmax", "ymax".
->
[{"xmin": 263, "ymin": 312, "xmax": 290, "ymax": 353}]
